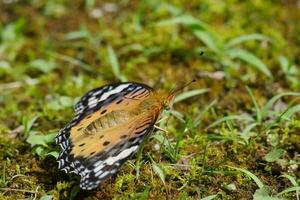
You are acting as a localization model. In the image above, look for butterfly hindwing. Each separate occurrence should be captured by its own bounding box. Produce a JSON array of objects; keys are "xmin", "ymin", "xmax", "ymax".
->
[
  {"xmin": 55, "ymin": 82, "xmax": 157, "ymax": 190},
  {"xmin": 77, "ymin": 114, "xmax": 156, "ymax": 190}
]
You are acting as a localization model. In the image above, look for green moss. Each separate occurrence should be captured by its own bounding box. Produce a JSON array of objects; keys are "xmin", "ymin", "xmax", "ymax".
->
[{"xmin": 0, "ymin": 0, "xmax": 299, "ymax": 199}]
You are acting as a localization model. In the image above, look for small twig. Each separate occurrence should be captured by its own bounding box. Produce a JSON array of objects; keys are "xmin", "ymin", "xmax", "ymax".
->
[
  {"xmin": 33, "ymin": 186, "xmax": 40, "ymax": 200},
  {"xmin": 45, "ymin": 51, "xmax": 92, "ymax": 71},
  {"xmin": 0, "ymin": 188, "xmax": 38, "ymax": 194},
  {"xmin": 0, "ymin": 82, "xmax": 22, "ymax": 90},
  {"xmin": 0, "ymin": 79, "xmax": 38, "ymax": 91}
]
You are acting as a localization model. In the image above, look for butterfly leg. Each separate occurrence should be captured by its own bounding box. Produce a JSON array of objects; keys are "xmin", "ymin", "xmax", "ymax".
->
[
  {"xmin": 156, "ymin": 116, "xmax": 168, "ymax": 124},
  {"xmin": 154, "ymin": 125, "xmax": 168, "ymax": 133}
]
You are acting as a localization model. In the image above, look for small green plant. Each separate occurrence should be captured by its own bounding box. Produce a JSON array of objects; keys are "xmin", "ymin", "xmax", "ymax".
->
[
  {"xmin": 201, "ymin": 194, "xmax": 218, "ymax": 200},
  {"xmin": 131, "ymin": 88, "xmax": 209, "ymax": 176},
  {"xmin": 46, "ymin": 96, "xmax": 75, "ymax": 111},
  {"xmin": 150, "ymin": 156, "xmax": 166, "ymax": 185},
  {"xmin": 264, "ymin": 148, "xmax": 284, "ymax": 162},
  {"xmin": 278, "ymin": 55, "xmax": 299, "ymax": 90},
  {"xmin": 229, "ymin": 166, "xmax": 300, "ymax": 199},
  {"xmin": 0, "ymin": 18, "xmax": 25, "ymax": 61},
  {"xmin": 0, "ymin": 160, "xmax": 8, "ymax": 187},
  {"xmin": 29, "ymin": 58, "xmax": 58, "ymax": 74},
  {"xmin": 208, "ymin": 89, "xmax": 300, "ymax": 144},
  {"xmin": 278, "ymin": 174, "xmax": 300, "ymax": 200},
  {"xmin": 22, "ymin": 115, "xmax": 39, "ymax": 138},
  {"xmin": 152, "ymin": 88, "xmax": 209, "ymax": 161},
  {"xmin": 158, "ymin": 15, "xmax": 272, "ymax": 79},
  {"xmin": 26, "ymin": 131, "xmax": 58, "ymax": 159}
]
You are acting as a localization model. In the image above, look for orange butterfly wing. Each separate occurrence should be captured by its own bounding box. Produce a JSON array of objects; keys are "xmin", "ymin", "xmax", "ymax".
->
[{"xmin": 56, "ymin": 83, "xmax": 162, "ymax": 190}]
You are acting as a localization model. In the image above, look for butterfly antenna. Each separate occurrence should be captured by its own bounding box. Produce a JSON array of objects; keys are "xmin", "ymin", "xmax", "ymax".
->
[{"xmin": 168, "ymin": 79, "xmax": 196, "ymax": 99}]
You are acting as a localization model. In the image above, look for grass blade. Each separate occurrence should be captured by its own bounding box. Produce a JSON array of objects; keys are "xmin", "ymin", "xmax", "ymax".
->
[
  {"xmin": 152, "ymin": 163, "xmax": 165, "ymax": 184},
  {"xmin": 246, "ymin": 86, "xmax": 262, "ymax": 123},
  {"xmin": 193, "ymin": 98, "xmax": 218, "ymax": 127},
  {"xmin": 228, "ymin": 166, "xmax": 265, "ymax": 189},
  {"xmin": 156, "ymin": 15, "xmax": 207, "ymax": 29},
  {"xmin": 261, "ymin": 92, "xmax": 300, "ymax": 117},
  {"xmin": 240, "ymin": 122, "xmax": 258, "ymax": 144},
  {"xmin": 226, "ymin": 33, "xmax": 271, "ymax": 48},
  {"xmin": 157, "ymin": 15, "xmax": 222, "ymax": 53},
  {"xmin": 279, "ymin": 175, "xmax": 298, "ymax": 186},
  {"xmin": 201, "ymin": 194, "xmax": 218, "ymax": 200},
  {"xmin": 107, "ymin": 46, "xmax": 127, "ymax": 82},
  {"xmin": 174, "ymin": 88, "xmax": 209, "ymax": 103},
  {"xmin": 193, "ymin": 30, "xmax": 222, "ymax": 54},
  {"xmin": 228, "ymin": 48, "xmax": 272, "ymax": 78},
  {"xmin": 207, "ymin": 115, "xmax": 254, "ymax": 129},
  {"xmin": 276, "ymin": 186, "xmax": 300, "ymax": 198},
  {"xmin": 281, "ymin": 104, "xmax": 300, "ymax": 120},
  {"xmin": 279, "ymin": 174, "xmax": 299, "ymax": 200}
]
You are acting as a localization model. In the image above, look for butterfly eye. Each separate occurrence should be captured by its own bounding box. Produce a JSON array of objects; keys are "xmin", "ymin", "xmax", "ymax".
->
[{"xmin": 165, "ymin": 105, "xmax": 170, "ymax": 111}]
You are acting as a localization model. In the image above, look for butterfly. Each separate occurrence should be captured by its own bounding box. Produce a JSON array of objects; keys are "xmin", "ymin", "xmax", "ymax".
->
[{"xmin": 55, "ymin": 81, "xmax": 194, "ymax": 190}]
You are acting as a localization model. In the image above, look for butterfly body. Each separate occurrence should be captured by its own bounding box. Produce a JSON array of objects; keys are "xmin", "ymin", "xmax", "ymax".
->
[{"xmin": 56, "ymin": 82, "xmax": 173, "ymax": 190}]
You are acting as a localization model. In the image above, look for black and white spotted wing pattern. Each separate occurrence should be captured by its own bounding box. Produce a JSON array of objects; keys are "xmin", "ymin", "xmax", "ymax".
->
[
  {"xmin": 74, "ymin": 83, "xmax": 149, "ymax": 116},
  {"xmin": 55, "ymin": 82, "xmax": 158, "ymax": 190}
]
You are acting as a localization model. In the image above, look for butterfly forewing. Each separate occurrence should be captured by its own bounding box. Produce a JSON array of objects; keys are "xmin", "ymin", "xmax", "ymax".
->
[{"xmin": 55, "ymin": 82, "xmax": 161, "ymax": 190}]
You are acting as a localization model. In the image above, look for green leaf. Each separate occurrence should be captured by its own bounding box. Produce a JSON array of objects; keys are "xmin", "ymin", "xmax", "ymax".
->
[
  {"xmin": 207, "ymin": 115, "xmax": 254, "ymax": 129},
  {"xmin": 254, "ymin": 187, "xmax": 283, "ymax": 200},
  {"xmin": 276, "ymin": 186, "xmax": 300, "ymax": 198},
  {"xmin": 29, "ymin": 59, "xmax": 57, "ymax": 73},
  {"xmin": 281, "ymin": 105, "xmax": 300, "ymax": 120},
  {"xmin": 157, "ymin": 15, "xmax": 207, "ymax": 28},
  {"xmin": 40, "ymin": 195, "xmax": 54, "ymax": 200},
  {"xmin": 240, "ymin": 123, "xmax": 258, "ymax": 144},
  {"xmin": 193, "ymin": 30, "xmax": 222, "ymax": 54},
  {"xmin": 278, "ymin": 55, "xmax": 290, "ymax": 73},
  {"xmin": 107, "ymin": 46, "xmax": 127, "ymax": 82},
  {"xmin": 46, "ymin": 51, "xmax": 92, "ymax": 71},
  {"xmin": 265, "ymin": 148, "xmax": 284, "ymax": 162},
  {"xmin": 26, "ymin": 133, "xmax": 56, "ymax": 147},
  {"xmin": 193, "ymin": 98, "xmax": 218, "ymax": 127},
  {"xmin": 35, "ymin": 146, "xmax": 46, "ymax": 156},
  {"xmin": 0, "ymin": 61, "xmax": 11, "ymax": 74},
  {"xmin": 157, "ymin": 15, "xmax": 222, "ymax": 53},
  {"xmin": 279, "ymin": 174, "xmax": 298, "ymax": 186},
  {"xmin": 46, "ymin": 151, "xmax": 59, "ymax": 159},
  {"xmin": 47, "ymin": 96, "xmax": 74, "ymax": 111},
  {"xmin": 152, "ymin": 133, "xmax": 174, "ymax": 152},
  {"xmin": 226, "ymin": 33, "xmax": 271, "ymax": 48},
  {"xmin": 138, "ymin": 187, "xmax": 150, "ymax": 200},
  {"xmin": 227, "ymin": 49, "xmax": 272, "ymax": 78},
  {"xmin": 246, "ymin": 86, "xmax": 262, "ymax": 123},
  {"xmin": 174, "ymin": 89, "xmax": 209, "ymax": 103},
  {"xmin": 64, "ymin": 26, "xmax": 90, "ymax": 40},
  {"xmin": 23, "ymin": 115, "xmax": 39, "ymax": 136},
  {"xmin": 201, "ymin": 194, "xmax": 218, "ymax": 200},
  {"xmin": 261, "ymin": 92, "xmax": 300, "ymax": 117},
  {"xmin": 152, "ymin": 163, "xmax": 165, "ymax": 184},
  {"xmin": 169, "ymin": 110, "xmax": 185, "ymax": 123},
  {"xmin": 228, "ymin": 166, "xmax": 265, "ymax": 189}
]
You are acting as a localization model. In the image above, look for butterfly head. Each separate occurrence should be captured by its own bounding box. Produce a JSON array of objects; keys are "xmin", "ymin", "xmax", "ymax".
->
[
  {"xmin": 161, "ymin": 96, "xmax": 172, "ymax": 111},
  {"xmin": 157, "ymin": 79, "xmax": 196, "ymax": 111}
]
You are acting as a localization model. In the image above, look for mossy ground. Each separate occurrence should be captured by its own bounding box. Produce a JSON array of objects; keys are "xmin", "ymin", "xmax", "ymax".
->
[{"xmin": 0, "ymin": 1, "xmax": 299, "ymax": 200}]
